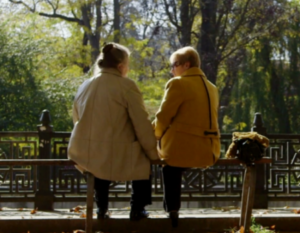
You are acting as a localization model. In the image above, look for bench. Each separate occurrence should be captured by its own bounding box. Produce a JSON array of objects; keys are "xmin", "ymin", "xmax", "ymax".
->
[{"xmin": 0, "ymin": 157, "xmax": 272, "ymax": 233}]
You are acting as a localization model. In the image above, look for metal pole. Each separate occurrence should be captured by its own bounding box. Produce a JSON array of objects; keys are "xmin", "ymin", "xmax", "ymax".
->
[
  {"xmin": 85, "ymin": 171, "xmax": 95, "ymax": 233},
  {"xmin": 34, "ymin": 110, "xmax": 54, "ymax": 210}
]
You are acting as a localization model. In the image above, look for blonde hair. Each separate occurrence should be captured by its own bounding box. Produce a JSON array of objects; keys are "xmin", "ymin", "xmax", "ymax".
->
[
  {"xmin": 170, "ymin": 46, "xmax": 201, "ymax": 68},
  {"xmin": 94, "ymin": 42, "xmax": 130, "ymax": 75}
]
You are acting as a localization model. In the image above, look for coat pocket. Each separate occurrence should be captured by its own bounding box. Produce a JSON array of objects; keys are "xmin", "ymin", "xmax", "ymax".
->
[
  {"xmin": 172, "ymin": 130, "xmax": 215, "ymax": 167},
  {"xmin": 173, "ymin": 122, "xmax": 220, "ymax": 138}
]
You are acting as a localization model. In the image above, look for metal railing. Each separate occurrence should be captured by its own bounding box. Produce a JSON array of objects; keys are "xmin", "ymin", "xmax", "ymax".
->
[{"xmin": 0, "ymin": 110, "xmax": 299, "ymax": 209}]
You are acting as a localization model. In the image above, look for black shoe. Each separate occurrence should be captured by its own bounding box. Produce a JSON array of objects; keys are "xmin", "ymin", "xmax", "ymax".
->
[
  {"xmin": 168, "ymin": 211, "xmax": 179, "ymax": 228},
  {"xmin": 97, "ymin": 209, "xmax": 110, "ymax": 219},
  {"xmin": 129, "ymin": 209, "xmax": 149, "ymax": 221}
]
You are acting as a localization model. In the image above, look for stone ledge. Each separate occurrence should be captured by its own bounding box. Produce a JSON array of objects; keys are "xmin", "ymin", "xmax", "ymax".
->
[{"xmin": 0, "ymin": 208, "xmax": 300, "ymax": 233}]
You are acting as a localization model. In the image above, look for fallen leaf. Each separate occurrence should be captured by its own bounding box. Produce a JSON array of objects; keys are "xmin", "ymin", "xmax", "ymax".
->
[
  {"xmin": 30, "ymin": 208, "xmax": 38, "ymax": 214},
  {"xmin": 258, "ymin": 211, "xmax": 268, "ymax": 215},
  {"xmin": 270, "ymin": 225, "xmax": 276, "ymax": 229},
  {"xmin": 293, "ymin": 209, "xmax": 300, "ymax": 214},
  {"xmin": 80, "ymin": 213, "xmax": 86, "ymax": 218},
  {"xmin": 240, "ymin": 226, "xmax": 245, "ymax": 233},
  {"xmin": 70, "ymin": 205, "xmax": 86, "ymax": 213},
  {"xmin": 18, "ymin": 208, "xmax": 23, "ymax": 211}
]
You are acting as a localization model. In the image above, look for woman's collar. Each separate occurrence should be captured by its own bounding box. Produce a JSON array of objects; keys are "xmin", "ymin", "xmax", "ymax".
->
[
  {"xmin": 181, "ymin": 67, "xmax": 206, "ymax": 77},
  {"xmin": 99, "ymin": 67, "xmax": 122, "ymax": 77}
]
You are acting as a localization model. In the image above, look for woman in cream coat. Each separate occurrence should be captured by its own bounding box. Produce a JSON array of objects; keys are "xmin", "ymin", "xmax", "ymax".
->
[
  {"xmin": 153, "ymin": 46, "xmax": 221, "ymax": 227},
  {"xmin": 68, "ymin": 43, "xmax": 158, "ymax": 221}
]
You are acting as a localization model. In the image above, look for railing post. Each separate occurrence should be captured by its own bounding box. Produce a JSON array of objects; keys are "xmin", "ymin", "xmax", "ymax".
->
[
  {"xmin": 251, "ymin": 112, "xmax": 268, "ymax": 209},
  {"xmin": 35, "ymin": 109, "xmax": 54, "ymax": 210}
]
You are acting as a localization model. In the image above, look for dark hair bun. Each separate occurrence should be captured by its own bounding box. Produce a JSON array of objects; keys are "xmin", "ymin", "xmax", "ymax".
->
[
  {"xmin": 98, "ymin": 59, "xmax": 104, "ymax": 67},
  {"xmin": 102, "ymin": 43, "xmax": 114, "ymax": 53},
  {"xmin": 97, "ymin": 42, "xmax": 129, "ymax": 69}
]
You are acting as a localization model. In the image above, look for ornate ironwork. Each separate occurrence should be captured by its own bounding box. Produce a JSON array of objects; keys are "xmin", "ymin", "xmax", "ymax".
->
[
  {"xmin": 0, "ymin": 132, "xmax": 38, "ymax": 198},
  {"xmin": 267, "ymin": 135, "xmax": 300, "ymax": 199},
  {"xmin": 0, "ymin": 131, "xmax": 300, "ymax": 203}
]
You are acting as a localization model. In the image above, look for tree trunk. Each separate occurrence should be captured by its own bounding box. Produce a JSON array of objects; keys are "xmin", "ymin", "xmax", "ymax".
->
[
  {"xmin": 113, "ymin": 0, "xmax": 121, "ymax": 43},
  {"xmin": 82, "ymin": 32, "xmax": 90, "ymax": 73},
  {"xmin": 80, "ymin": 1, "xmax": 102, "ymax": 63},
  {"xmin": 163, "ymin": 0, "xmax": 197, "ymax": 47},
  {"xmin": 179, "ymin": 0, "xmax": 192, "ymax": 46},
  {"xmin": 198, "ymin": 0, "xmax": 218, "ymax": 84}
]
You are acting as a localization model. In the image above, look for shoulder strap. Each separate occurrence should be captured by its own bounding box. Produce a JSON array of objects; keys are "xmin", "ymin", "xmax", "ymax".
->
[{"xmin": 198, "ymin": 75, "xmax": 212, "ymax": 129}]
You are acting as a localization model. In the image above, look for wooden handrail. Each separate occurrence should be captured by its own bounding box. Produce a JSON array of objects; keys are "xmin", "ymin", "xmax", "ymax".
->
[
  {"xmin": 0, "ymin": 159, "xmax": 75, "ymax": 166},
  {"xmin": 0, "ymin": 157, "xmax": 272, "ymax": 166}
]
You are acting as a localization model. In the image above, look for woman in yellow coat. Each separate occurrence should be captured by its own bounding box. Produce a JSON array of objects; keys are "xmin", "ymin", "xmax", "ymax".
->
[{"xmin": 153, "ymin": 46, "xmax": 221, "ymax": 227}]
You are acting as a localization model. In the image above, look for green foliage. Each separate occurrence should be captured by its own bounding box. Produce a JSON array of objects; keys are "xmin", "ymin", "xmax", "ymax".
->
[
  {"xmin": 222, "ymin": 3, "xmax": 300, "ymax": 133},
  {"xmin": 250, "ymin": 217, "xmax": 276, "ymax": 233},
  {"xmin": 225, "ymin": 217, "xmax": 276, "ymax": 233},
  {"xmin": 2, "ymin": 0, "xmax": 300, "ymax": 134},
  {"xmin": 0, "ymin": 22, "xmax": 47, "ymax": 131},
  {"xmin": 136, "ymin": 78, "xmax": 166, "ymax": 120},
  {"xmin": 0, "ymin": 19, "xmax": 74, "ymax": 131}
]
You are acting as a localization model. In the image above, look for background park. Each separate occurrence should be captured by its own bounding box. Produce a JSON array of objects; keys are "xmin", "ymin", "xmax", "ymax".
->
[
  {"xmin": 1, "ymin": 0, "xmax": 300, "ymax": 133},
  {"xmin": 1, "ymin": 1, "xmax": 300, "ymax": 233}
]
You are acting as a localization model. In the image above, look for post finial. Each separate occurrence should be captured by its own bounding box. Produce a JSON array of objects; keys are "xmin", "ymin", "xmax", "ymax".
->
[
  {"xmin": 251, "ymin": 112, "xmax": 267, "ymax": 135},
  {"xmin": 39, "ymin": 109, "xmax": 51, "ymax": 126}
]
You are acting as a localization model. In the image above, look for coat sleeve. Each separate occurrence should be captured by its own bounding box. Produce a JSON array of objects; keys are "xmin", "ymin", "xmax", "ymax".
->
[
  {"xmin": 153, "ymin": 78, "xmax": 184, "ymax": 140},
  {"xmin": 125, "ymin": 82, "xmax": 159, "ymax": 160}
]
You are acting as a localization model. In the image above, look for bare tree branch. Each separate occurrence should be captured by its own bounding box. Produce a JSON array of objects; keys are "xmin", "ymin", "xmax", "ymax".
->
[
  {"xmin": 81, "ymin": 3, "xmax": 92, "ymax": 33},
  {"xmin": 45, "ymin": 0, "xmax": 56, "ymax": 13},
  {"xmin": 191, "ymin": 0, "xmax": 200, "ymax": 18},
  {"xmin": 162, "ymin": 0, "xmax": 180, "ymax": 30},
  {"xmin": 9, "ymin": 0, "xmax": 33, "ymax": 11},
  {"xmin": 9, "ymin": 0, "xmax": 82, "ymax": 24},
  {"xmin": 67, "ymin": 0, "xmax": 79, "ymax": 19},
  {"xmin": 171, "ymin": 0, "xmax": 179, "ymax": 27},
  {"xmin": 219, "ymin": 0, "xmax": 251, "ymax": 54},
  {"xmin": 95, "ymin": 0, "xmax": 102, "ymax": 31},
  {"xmin": 216, "ymin": 9, "xmax": 229, "ymax": 50}
]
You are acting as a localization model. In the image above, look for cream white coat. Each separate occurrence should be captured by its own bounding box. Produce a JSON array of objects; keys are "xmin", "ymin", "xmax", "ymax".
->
[{"xmin": 68, "ymin": 68, "xmax": 158, "ymax": 181}]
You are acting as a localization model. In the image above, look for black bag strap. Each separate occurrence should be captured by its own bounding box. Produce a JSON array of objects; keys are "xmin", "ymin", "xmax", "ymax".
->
[
  {"xmin": 182, "ymin": 74, "xmax": 216, "ymax": 134},
  {"xmin": 198, "ymin": 75, "xmax": 212, "ymax": 129}
]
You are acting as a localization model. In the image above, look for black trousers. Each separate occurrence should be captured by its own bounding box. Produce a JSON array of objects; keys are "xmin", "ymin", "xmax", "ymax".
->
[
  {"xmin": 161, "ymin": 165, "xmax": 187, "ymax": 212},
  {"xmin": 94, "ymin": 176, "xmax": 152, "ymax": 212}
]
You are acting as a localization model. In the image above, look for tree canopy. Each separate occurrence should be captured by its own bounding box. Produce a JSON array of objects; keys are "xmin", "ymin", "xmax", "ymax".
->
[{"xmin": 1, "ymin": 0, "xmax": 299, "ymax": 133}]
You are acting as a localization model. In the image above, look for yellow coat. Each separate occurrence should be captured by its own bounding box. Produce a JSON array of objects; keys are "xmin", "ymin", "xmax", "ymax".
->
[{"xmin": 153, "ymin": 67, "xmax": 220, "ymax": 168}]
